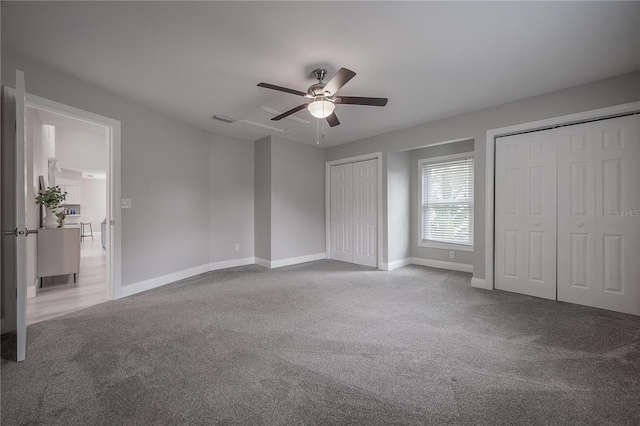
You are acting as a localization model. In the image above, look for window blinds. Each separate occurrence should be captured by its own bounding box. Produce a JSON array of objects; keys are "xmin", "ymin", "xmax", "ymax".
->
[{"xmin": 421, "ymin": 157, "xmax": 474, "ymax": 246}]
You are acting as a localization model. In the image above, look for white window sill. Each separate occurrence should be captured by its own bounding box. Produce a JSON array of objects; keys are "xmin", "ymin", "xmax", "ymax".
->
[{"xmin": 418, "ymin": 240, "xmax": 474, "ymax": 252}]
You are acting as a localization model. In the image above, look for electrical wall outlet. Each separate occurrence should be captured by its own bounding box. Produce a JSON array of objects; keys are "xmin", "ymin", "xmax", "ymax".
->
[
  {"xmin": 449, "ymin": 251, "xmax": 455, "ymax": 259},
  {"xmin": 121, "ymin": 198, "xmax": 132, "ymax": 209},
  {"xmin": 234, "ymin": 243, "xmax": 240, "ymax": 251}
]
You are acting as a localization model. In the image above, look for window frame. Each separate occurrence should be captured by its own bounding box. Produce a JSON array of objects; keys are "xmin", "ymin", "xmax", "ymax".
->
[{"xmin": 418, "ymin": 152, "xmax": 475, "ymax": 252}]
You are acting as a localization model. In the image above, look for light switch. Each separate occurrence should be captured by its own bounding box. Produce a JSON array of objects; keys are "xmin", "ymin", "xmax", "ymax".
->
[{"xmin": 121, "ymin": 198, "xmax": 132, "ymax": 209}]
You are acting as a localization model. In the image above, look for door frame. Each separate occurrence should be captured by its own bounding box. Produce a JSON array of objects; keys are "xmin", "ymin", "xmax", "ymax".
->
[
  {"xmin": 326, "ymin": 152, "xmax": 383, "ymax": 269},
  {"xmin": 482, "ymin": 101, "xmax": 640, "ymax": 291},
  {"xmin": 26, "ymin": 93, "xmax": 122, "ymax": 299}
]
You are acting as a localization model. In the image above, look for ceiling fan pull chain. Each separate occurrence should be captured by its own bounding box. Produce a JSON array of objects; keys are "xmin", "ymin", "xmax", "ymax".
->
[{"xmin": 316, "ymin": 119, "xmax": 320, "ymax": 145}]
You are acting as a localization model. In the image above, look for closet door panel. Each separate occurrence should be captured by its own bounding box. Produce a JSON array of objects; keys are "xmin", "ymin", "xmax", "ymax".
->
[
  {"xmin": 557, "ymin": 123, "xmax": 597, "ymax": 307},
  {"xmin": 330, "ymin": 164, "xmax": 354, "ymax": 263},
  {"xmin": 558, "ymin": 115, "xmax": 639, "ymax": 315},
  {"xmin": 495, "ymin": 130, "xmax": 557, "ymax": 299},
  {"xmin": 353, "ymin": 159, "xmax": 377, "ymax": 267},
  {"xmin": 594, "ymin": 116, "xmax": 638, "ymax": 314}
]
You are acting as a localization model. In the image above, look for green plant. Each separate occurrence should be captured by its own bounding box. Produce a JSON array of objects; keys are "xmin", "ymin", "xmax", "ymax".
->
[{"xmin": 35, "ymin": 185, "xmax": 67, "ymax": 209}]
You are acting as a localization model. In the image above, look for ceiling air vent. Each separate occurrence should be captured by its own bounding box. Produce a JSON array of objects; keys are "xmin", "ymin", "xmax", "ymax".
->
[{"xmin": 211, "ymin": 115, "xmax": 235, "ymax": 123}]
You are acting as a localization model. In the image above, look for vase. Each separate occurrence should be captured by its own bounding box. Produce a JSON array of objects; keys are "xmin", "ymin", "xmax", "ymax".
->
[{"xmin": 43, "ymin": 207, "xmax": 59, "ymax": 229}]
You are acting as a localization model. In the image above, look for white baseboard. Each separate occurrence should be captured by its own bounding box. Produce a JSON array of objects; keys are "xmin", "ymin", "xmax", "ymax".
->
[
  {"xmin": 381, "ymin": 258, "xmax": 412, "ymax": 271},
  {"xmin": 209, "ymin": 257, "xmax": 255, "ymax": 271},
  {"xmin": 409, "ymin": 257, "xmax": 474, "ymax": 273},
  {"xmin": 254, "ymin": 257, "xmax": 271, "ymax": 268},
  {"xmin": 120, "ymin": 257, "xmax": 255, "ymax": 298},
  {"xmin": 27, "ymin": 285, "xmax": 36, "ymax": 299},
  {"xmin": 471, "ymin": 277, "xmax": 492, "ymax": 290},
  {"xmin": 119, "ymin": 253, "xmax": 473, "ymax": 299},
  {"xmin": 270, "ymin": 252, "xmax": 327, "ymax": 269}
]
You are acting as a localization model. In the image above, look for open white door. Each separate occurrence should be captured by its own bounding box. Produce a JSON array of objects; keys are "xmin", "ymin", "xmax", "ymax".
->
[{"xmin": 1, "ymin": 70, "xmax": 29, "ymax": 361}]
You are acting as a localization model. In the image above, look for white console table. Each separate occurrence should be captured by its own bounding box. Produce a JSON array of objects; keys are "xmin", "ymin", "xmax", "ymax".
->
[{"xmin": 37, "ymin": 227, "xmax": 81, "ymax": 286}]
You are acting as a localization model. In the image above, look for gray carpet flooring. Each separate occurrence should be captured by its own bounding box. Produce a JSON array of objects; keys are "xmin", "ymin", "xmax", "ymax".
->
[{"xmin": 2, "ymin": 260, "xmax": 639, "ymax": 425}]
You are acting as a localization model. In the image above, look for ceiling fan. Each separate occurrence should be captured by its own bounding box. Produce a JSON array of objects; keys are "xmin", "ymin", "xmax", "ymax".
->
[{"xmin": 257, "ymin": 68, "xmax": 388, "ymax": 127}]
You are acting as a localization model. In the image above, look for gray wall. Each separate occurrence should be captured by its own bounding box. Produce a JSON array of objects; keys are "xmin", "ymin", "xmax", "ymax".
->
[
  {"xmin": 253, "ymin": 136, "xmax": 271, "ymax": 261},
  {"xmin": 326, "ymin": 71, "xmax": 640, "ymax": 279},
  {"xmin": 387, "ymin": 151, "xmax": 411, "ymax": 264},
  {"xmin": 270, "ymin": 136, "xmax": 325, "ymax": 261},
  {"xmin": 409, "ymin": 140, "xmax": 475, "ymax": 265},
  {"xmin": 210, "ymin": 134, "xmax": 254, "ymax": 262},
  {"xmin": 3, "ymin": 50, "xmax": 256, "ymax": 286}
]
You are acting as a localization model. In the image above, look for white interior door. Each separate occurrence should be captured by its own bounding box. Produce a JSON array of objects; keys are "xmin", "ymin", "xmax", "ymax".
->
[
  {"xmin": 1, "ymin": 70, "xmax": 28, "ymax": 361},
  {"xmin": 495, "ymin": 129, "xmax": 557, "ymax": 299},
  {"xmin": 558, "ymin": 116, "xmax": 639, "ymax": 314},
  {"xmin": 330, "ymin": 163, "xmax": 353, "ymax": 263},
  {"xmin": 353, "ymin": 159, "xmax": 377, "ymax": 267}
]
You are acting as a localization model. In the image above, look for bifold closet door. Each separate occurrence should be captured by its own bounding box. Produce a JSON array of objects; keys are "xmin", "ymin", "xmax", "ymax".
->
[
  {"xmin": 557, "ymin": 116, "xmax": 639, "ymax": 315},
  {"xmin": 330, "ymin": 159, "xmax": 378, "ymax": 267},
  {"xmin": 495, "ymin": 130, "xmax": 557, "ymax": 299},
  {"xmin": 330, "ymin": 163, "xmax": 354, "ymax": 263},
  {"xmin": 353, "ymin": 159, "xmax": 377, "ymax": 267}
]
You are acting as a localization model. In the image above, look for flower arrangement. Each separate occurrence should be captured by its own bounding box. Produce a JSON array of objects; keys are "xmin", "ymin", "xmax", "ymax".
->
[{"xmin": 35, "ymin": 185, "xmax": 67, "ymax": 209}]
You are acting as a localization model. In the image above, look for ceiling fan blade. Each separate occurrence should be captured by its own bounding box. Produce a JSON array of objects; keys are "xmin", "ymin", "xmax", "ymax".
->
[
  {"xmin": 257, "ymin": 83, "xmax": 307, "ymax": 97},
  {"xmin": 271, "ymin": 104, "xmax": 309, "ymax": 121},
  {"xmin": 336, "ymin": 96, "xmax": 388, "ymax": 107},
  {"xmin": 322, "ymin": 68, "xmax": 356, "ymax": 96},
  {"xmin": 326, "ymin": 112, "xmax": 340, "ymax": 127}
]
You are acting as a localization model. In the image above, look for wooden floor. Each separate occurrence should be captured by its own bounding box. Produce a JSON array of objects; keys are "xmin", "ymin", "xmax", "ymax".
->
[{"xmin": 27, "ymin": 234, "xmax": 108, "ymax": 325}]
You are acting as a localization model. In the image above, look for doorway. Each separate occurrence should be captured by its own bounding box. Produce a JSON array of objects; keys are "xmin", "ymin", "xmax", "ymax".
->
[
  {"xmin": 326, "ymin": 153, "xmax": 382, "ymax": 268},
  {"xmin": 24, "ymin": 95, "xmax": 121, "ymax": 324}
]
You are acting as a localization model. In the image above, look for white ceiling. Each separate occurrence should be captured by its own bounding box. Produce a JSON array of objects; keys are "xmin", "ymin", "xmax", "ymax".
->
[{"xmin": 4, "ymin": 2, "xmax": 639, "ymax": 147}]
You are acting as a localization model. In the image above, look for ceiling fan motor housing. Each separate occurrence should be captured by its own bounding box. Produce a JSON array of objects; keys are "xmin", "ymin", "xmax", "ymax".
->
[{"xmin": 308, "ymin": 82, "xmax": 329, "ymax": 98}]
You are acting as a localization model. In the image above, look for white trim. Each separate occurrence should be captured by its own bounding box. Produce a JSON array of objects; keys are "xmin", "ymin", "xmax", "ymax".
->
[
  {"xmin": 25, "ymin": 93, "xmax": 122, "ymax": 301},
  {"xmin": 27, "ymin": 285, "xmax": 36, "ymax": 299},
  {"xmin": 271, "ymin": 252, "xmax": 327, "ymax": 269},
  {"xmin": 120, "ymin": 264, "xmax": 212, "ymax": 297},
  {"xmin": 484, "ymin": 101, "xmax": 640, "ymax": 292},
  {"xmin": 417, "ymin": 151, "xmax": 474, "ymax": 165},
  {"xmin": 381, "ymin": 258, "xmax": 412, "ymax": 271},
  {"xmin": 254, "ymin": 258, "xmax": 271, "ymax": 268},
  {"xmin": 255, "ymin": 253, "xmax": 328, "ymax": 269},
  {"xmin": 120, "ymin": 257, "xmax": 255, "ymax": 297},
  {"xmin": 418, "ymin": 241, "xmax": 474, "ymax": 252},
  {"xmin": 210, "ymin": 257, "xmax": 256, "ymax": 270},
  {"xmin": 326, "ymin": 152, "xmax": 383, "ymax": 269},
  {"xmin": 471, "ymin": 277, "xmax": 490, "ymax": 290},
  {"xmin": 409, "ymin": 257, "xmax": 473, "ymax": 273}
]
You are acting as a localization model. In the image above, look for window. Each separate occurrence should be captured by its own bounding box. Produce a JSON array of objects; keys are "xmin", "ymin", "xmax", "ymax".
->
[{"xmin": 419, "ymin": 154, "xmax": 474, "ymax": 250}]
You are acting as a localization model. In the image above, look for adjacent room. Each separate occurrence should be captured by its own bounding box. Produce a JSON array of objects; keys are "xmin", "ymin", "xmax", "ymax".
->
[
  {"xmin": 1, "ymin": 2, "xmax": 639, "ymax": 425},
  {"xmin": 25, "ymin": 106, "xmax": 110, "ymax": 325}
]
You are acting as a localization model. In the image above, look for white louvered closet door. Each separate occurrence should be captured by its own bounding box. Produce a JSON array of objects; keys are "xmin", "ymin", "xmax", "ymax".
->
[
  {"xmin": 557, "ymin": 116, "xmax": 639, "ymax": 315},
  {"xmin": 495, "ymin": 129, "xmax": 558, "ymax": 300}
]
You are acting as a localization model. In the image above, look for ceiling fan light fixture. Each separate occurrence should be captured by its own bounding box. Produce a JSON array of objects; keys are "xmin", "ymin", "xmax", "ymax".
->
[{"xmin": 307, "ymin": 99, "xmax": 335, "ymax": 119}]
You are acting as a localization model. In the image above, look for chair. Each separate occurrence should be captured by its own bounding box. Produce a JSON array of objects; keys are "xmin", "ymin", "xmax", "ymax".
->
[{"xmin": 80, "ymin": 221, "xmax": 93, "ymax": 241}]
